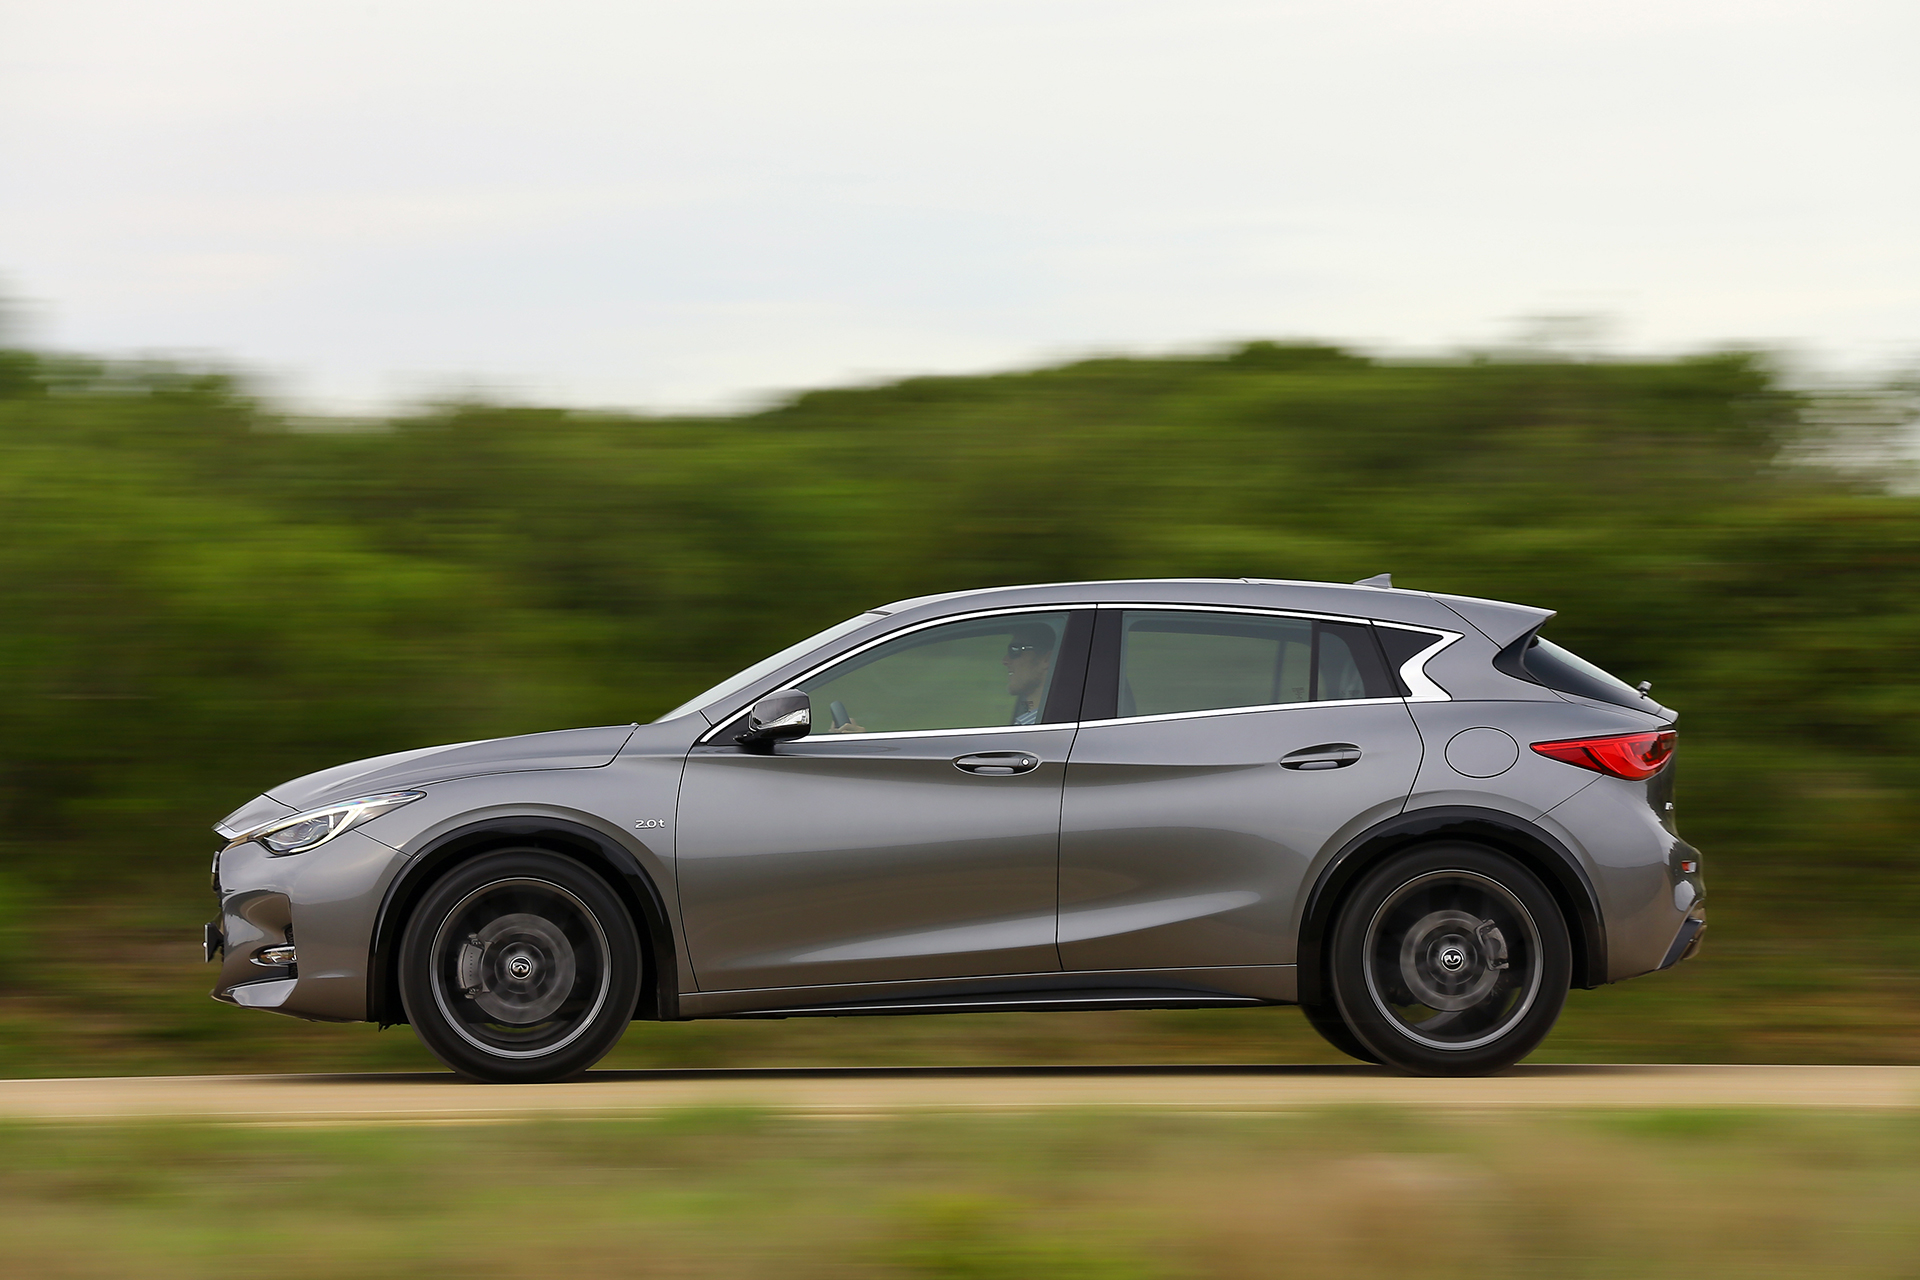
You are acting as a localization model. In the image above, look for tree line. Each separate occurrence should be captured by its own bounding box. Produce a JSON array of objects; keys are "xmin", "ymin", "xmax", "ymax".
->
[{"xmin": 1, "ymin": 341, "xmax": 1914, "ymax": 961}]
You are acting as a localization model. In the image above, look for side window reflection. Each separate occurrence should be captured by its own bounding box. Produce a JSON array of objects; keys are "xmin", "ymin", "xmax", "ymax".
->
[
  {"xmin": 801, "ymin": 612, "xmax": 1073, "ymax": 735},
  {"xmin": 1117, "ymin": 612, "xmax": 1396, "ymax": 718},
  {"xmin": 1316, "ymin": 626, "xmax": 1373, "ymax": 701}
]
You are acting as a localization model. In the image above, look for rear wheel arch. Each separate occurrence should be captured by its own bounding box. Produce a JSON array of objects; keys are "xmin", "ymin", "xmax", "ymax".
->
[
  {"xmin": 368, "ymin": 817, "xmax": 679, "ymax": 1026},
  {"xmin": 1296, "ymin": 807, "xmax": 1606, "ymax": 1005}
]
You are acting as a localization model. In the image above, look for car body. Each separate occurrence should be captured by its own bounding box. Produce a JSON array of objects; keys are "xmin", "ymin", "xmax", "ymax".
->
[{"xmin": 207, "ymin": 577, "xmax": 1704, "ymax": 1079}]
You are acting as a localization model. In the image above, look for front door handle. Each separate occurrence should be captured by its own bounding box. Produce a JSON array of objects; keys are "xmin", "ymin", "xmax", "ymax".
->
[
  {"xmin": 953, "ymin": 752, "xmax": 1041, "ymax": 776},
  {"xmin": 1280, "ymin": 742, "xmax": 1362, "ymax": 771}
]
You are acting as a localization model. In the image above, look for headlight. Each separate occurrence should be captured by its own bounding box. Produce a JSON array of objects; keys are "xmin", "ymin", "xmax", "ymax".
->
[{"xmin": 232, "ymin": 791, "xmax": 426, "ymax": 856}]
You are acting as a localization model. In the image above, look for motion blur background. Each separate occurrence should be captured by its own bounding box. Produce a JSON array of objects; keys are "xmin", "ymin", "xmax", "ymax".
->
[{"xmin": 0, "ymin": 0, "xmax": 1916, "ymax": 1079}]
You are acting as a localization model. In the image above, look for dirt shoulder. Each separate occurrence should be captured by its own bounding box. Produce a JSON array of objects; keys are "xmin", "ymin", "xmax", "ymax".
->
[{"xmin": 0, "ymin": 1063, "xmax": 1912, "ymax": 1124}]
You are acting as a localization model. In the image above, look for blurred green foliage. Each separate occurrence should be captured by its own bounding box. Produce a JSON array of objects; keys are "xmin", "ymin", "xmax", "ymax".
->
[
  {"xmin": 0, "ymin": 339, "xmax": 1916, "ymax": 1066},
  {"xmin": 0, "ymin": 1107, "xmax": 1916, "ymax": 1277}
]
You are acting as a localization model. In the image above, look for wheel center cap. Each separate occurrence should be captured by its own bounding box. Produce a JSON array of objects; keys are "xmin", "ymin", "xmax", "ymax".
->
[
  {"xmin": 507, "ymin": 955, "xmax": 535, "ymax": 981},
  {"xmin": 1438, "ymin": 945, "xmax": 1467, "ymax": 972}
]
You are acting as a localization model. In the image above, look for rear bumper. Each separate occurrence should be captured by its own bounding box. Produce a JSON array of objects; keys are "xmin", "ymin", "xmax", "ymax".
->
[
  {"xmin": 1537, "ymin": 776, "xmax": 1706, "ymax": 981},
  {"xmin": 1658, "ymin": 907, "xmax": 1707, "ymax": 970}
]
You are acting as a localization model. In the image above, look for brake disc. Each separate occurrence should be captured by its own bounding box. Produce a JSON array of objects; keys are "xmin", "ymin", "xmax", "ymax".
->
[
  {"xmin": 1399, "ymin": 909, "xmax": 1503, "ymax": 1011},
  {"xmin": 456, "ymin": 912, "xmax": 577, "ymax": 1025}
]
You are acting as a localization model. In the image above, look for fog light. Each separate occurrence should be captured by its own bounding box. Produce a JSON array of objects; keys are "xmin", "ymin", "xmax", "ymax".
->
[{"xmin": 252, "ymin": 944, "xmax": 297, "ymax": 968}]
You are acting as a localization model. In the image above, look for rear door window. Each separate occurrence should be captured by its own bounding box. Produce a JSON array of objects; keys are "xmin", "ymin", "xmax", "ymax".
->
[
  {"xmin": 1106, "ymin": 611, "xmax": 1396, "ymax": 719},
  {"xmin": 1315, "ymin": 623, "xmax": 1382, "ymax": 701}
]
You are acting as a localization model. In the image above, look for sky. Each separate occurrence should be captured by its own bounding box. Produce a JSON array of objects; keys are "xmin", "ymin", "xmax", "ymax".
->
[{"xmin": 2, "ymin": 0, "xmax": 1915, "ymax": 413}]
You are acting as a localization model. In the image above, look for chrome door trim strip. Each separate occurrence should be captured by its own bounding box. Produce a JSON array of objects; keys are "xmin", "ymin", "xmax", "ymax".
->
[
  {"xmin": 1092, "ymin": 600, "xmax": 1377, "ymax": 626},
  {"xmin": 736, "ymin": 722, "xmax": 1072, "ymax": 745},
  {"xmin": 1077, "ymin": 695, "xmax": 1415, "ymax": 731}
]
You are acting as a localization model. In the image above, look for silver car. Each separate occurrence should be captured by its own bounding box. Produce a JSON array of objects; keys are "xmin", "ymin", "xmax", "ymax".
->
[{"xmin": 206, "ymin": 577, "xmax": 1704, "ymax": 1080}]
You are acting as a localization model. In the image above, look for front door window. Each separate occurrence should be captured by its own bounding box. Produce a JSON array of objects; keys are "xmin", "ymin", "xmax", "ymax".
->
[{"xmin": 802, "ymin": 611, "xmax": 1075, "ymax": 734}]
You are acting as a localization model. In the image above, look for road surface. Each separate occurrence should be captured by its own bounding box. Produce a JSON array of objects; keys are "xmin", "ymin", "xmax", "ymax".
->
[{"xmin": 0, "ymin": 1064, "xmax": 1912, "ymax": 1124}]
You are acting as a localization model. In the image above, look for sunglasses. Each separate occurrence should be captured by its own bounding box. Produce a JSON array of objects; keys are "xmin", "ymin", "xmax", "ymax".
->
[{"xmin": 1004, "ymin": 643, "xmax": 1044, "ymax": 658}]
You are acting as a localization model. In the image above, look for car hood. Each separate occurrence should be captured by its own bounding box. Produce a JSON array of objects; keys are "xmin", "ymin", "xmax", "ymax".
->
[{"xmin": 234, "ymin": 724, "xmax": 640, "ymax": 819}]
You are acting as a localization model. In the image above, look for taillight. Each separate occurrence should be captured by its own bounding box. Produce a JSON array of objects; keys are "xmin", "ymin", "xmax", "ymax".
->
[{"xmin": 1531, "ymin": 730, "xmax": 1675, "ymax": 781}]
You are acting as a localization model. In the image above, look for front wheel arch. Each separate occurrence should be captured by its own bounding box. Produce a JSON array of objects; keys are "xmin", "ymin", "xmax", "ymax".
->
[{"xmin": 368, "ymin": 817, "xmax": 679, "ymax": 1027}]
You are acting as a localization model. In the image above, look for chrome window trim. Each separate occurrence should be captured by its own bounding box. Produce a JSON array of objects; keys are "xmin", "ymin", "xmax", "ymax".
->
[
  {"xmin": 1079, "ymin": 695, "xmax": 1414, "ymax": 730},
  {"xmin": 694, "ymin": 603, "xmax": 1460, "ymax": 745},
  {"xmin": 1092, "ymin": 601, "xmax": 1375, "ymax": 626},
  {"xmin": 740, "ymin": 722, "xmax": 1073, "ymax": 744},
  {"xmin": 1090, "ymin": 605, "xmax": 1460, "ymax": 724},
  {"xmin": 694, "ymin": 604, "xmax": 1088, "ymax": 746},
  {"xmin": 1373, "ymin": 623, "xmax": 1461, "ymax": 702}
]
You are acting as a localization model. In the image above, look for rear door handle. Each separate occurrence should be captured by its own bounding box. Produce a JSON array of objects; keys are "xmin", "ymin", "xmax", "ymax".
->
[
  {"xmin": 953, "ymin": 752, "xmax": 1041, "ymax": 775},
  {"xmin": 1280, "ymin": 743, "xmax": 1362, "ymax": 771}
]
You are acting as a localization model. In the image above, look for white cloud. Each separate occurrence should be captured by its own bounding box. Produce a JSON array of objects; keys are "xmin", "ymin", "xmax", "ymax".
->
[{"xmin": 0, "ymin": 0, "xmax": 1914, "ymax": 411}]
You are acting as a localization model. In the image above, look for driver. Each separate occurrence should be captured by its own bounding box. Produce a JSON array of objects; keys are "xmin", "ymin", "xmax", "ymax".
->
[
  {"xmin": 1003, "ymin": 622, "xmax": 1057, "ymax": 725},
  {"xmin": 828, "ymin": 623, "xmax": 1059, "ymax": 732}
]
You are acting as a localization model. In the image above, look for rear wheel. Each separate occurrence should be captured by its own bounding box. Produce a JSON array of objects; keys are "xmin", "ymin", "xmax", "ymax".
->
[
  {"xmin": 1299, "ymin": 997, "xmax": 1380, "ymax": 1064},
  {"xmin": 1327, "ymin": 844, "xmax": 1570, "ymax": 1076},
  {"xmin": 398, "ymin": 850, "xmax": 640, "ymax": 1083}
]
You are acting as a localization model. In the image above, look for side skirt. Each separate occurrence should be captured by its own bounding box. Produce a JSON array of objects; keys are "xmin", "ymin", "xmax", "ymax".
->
[{"xmin": 678, "ymin": 964, "xmax": 1296, "ymax": 1020}]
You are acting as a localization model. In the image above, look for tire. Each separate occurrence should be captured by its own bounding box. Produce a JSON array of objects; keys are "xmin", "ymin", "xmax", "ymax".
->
[
  {"xmin": 1299, "ymin": 997, "xmax": 1381, "ymax": 1065},
  {"xmin": 398, "ymin": 850, "xmax": 641, "ymax": 1083},
  {"xmin": 1326, "ymin": 844, "xmax": 1570, "ymax": 1076}
]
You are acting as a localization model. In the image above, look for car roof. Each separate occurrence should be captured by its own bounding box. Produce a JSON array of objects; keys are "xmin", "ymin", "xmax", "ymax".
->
[{"xmin": 874, "ymin": 578, "xmax": 1552, "ymax": 648}]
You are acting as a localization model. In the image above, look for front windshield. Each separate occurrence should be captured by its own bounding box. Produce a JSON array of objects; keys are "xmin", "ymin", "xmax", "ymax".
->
[{"xmin": 653, "ymin": 612, "xmax": 887, "ymax": 722}]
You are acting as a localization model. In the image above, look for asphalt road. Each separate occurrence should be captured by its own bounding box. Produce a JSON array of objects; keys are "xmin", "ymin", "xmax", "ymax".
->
[{"xmin": 0, "ymin": 1064, "xmax": 1912, "ymax": 1124}]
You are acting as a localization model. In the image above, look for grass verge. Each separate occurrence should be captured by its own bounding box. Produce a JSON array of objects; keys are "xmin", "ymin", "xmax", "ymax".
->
[{"xmin": 0, "ymin": 1107, "xmax": 1915, "ymax": 1278}]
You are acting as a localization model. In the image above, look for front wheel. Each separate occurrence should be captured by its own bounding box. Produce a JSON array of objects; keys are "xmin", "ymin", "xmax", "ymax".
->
[
  {"xmin": 1327, "ymin": 844, "xmax": 1570, "ymax": 1076},
  {"xmin": 398, "ymin": 850, "xmax": 641, "ymax": 1082},
  {"xmin": 1299, "ymin": 997, "xmax": 1380, "ymax": 1064}
]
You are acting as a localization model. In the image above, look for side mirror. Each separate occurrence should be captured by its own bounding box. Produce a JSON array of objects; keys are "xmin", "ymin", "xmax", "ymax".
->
[{"xmin": 736, "ymin": 690, "xmax": 811, "ymax": 750}]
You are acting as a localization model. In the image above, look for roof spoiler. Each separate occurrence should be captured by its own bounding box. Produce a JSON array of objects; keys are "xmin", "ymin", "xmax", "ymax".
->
[{"xmin": 1428, "ymin": 591, "xmax": 1555, "ymax": 648}]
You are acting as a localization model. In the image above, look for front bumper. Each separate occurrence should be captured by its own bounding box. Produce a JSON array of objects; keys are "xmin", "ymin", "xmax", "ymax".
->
[{"xmin": 207, "ymin": 828, "xmax": 408, "ymax": 1023}]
